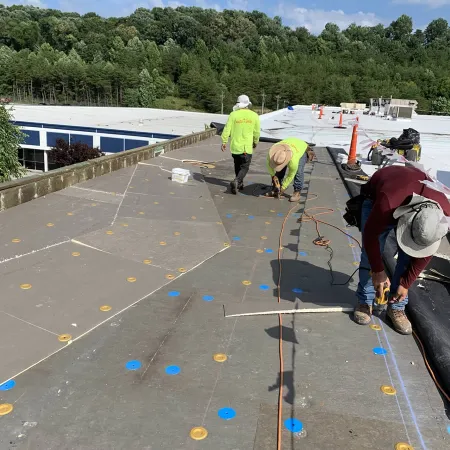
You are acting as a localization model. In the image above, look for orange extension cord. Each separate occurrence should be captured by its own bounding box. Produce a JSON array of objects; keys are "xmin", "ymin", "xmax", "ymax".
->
[{"xmin": 275, "ymin": 194, "xmax": 450, "ymax": 450}]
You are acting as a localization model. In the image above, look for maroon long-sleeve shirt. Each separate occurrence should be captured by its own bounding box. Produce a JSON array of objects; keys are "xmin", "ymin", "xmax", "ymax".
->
[{"xmin": 361, "ymin": 166, "xmax": 450, "ymax": 289}]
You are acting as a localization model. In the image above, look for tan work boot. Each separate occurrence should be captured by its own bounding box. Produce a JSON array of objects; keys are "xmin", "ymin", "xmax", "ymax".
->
[
  {"xmin": 354, "ymin": 304, "xmax": 372, "ymax": 325},
  {"xmin": 289, "ymin": 191, "xmax": 301, "ymax": 202},
  {"xmin": 387, "ymin": 308, "xmax": 412, "ymax": 335}
]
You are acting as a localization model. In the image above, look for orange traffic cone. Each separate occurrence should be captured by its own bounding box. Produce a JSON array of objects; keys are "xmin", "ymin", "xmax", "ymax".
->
[
  {"xmin": 334, "ymin": 111, "xmax": 347, "ymax": 129},
  {"xmin": 318, "ymin": 106, "xmax": 324, "ymax": 119},
  {"xmin": 347, "ymin": 123, "xmax": 358, "ymax": 166}
]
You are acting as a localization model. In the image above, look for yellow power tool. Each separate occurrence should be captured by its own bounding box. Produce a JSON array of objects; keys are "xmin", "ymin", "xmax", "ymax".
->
[{"xmin": 375, "ymin": 283, "xmax": 390, "ymax": 305}]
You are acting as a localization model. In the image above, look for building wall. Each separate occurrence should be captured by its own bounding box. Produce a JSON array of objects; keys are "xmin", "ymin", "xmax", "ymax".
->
[{"xmin": 15, "ymin": 121, "xmax": 178, "ymax": 172}]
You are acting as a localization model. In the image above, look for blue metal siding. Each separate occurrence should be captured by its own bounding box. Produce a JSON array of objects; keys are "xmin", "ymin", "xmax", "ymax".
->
[
  {"xmin": 47, "ymin": 132, "xmax": 69, "ymax": 147},
  {"xmin": 125, "ymin": 139, "xmax": 148, "ymax": 150},
  {"xmin": 100, "ymin": 137, "xmax": 124, "ymax": 153},
  {"xmin": 70, "ymin": 134, "xmax": 94, "ymax": 147},
  {"xmin": 12, "ymin": 121, "xmax": 178, "ymax": 140},
  {"xmin": 22, "ymin": 130, "xmax": 40, "ymax": 146}
]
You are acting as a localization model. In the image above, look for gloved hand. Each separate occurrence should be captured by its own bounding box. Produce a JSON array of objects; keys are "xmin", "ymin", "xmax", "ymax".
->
[{"xmin": 253, "ymin": 142, "xmax": 257, "ymax": 149}]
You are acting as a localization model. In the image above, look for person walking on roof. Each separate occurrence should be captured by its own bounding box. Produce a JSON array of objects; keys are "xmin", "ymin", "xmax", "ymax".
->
[
  {"xmin": 354, "ymin": 165, "xmax": 450, "ymax": 335},
  {"xmin": 266, "ymin": 138, "xmax": 315, "ymax": 202},
  {"xmin": 221, "ymin": 95, "xmax": 260, "ymax": 194}
]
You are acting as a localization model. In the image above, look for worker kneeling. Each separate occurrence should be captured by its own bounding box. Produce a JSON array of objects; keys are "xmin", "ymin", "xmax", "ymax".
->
[
  {"xmin": 267, "ymin": 138, "xmax": 315, "ymax": 202},
  {"xmin": 354, "ymin": 165, "xmax": 450, "ymax": 335}
]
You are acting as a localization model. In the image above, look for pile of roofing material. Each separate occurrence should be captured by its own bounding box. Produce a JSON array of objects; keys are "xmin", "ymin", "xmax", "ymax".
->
[{"xmin": 328, "ymin": 146, "xmax": 450, "ymax": 404}]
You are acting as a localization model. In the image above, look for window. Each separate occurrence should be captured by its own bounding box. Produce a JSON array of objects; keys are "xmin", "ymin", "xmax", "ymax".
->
[{"xmin": 18, "ymin": 148, "xmax": 46, "ymax": 172}]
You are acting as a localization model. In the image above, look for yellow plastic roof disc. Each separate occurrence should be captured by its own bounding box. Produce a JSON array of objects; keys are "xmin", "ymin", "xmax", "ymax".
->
[
  {"xmin": 58, "ymin": 334, "xmax": 72, "ymax": 343},
  {"xmin": 190, "ymin": 427, "xmax": 208, "ymax": 441},
  {"xmin": 270, "ymin": 210, "xmax": 276, "ymax": 213},
  {"xmin": 143, "ymin": 259, "xmax": 152, "ymax": 265},
  {"xmin": 67, "ymin": 212, "xmax": 74, "ymax": 216},
  {"xmin": 178, "ymin": 268, "xmax": 187, "ymax": 273},
  {"xmin": 106, "ymin": 230, "xmax": 114, "ymax": 235},
  {"xmin": 100, "ymin": 305, "xmax": 112, "ymax": 312},
  {"xmin": 72, "ymin": 252, "xmax": 80, "ymax": 257},
  {"xmin": 353, "ymin": 261, "xmax": 359, "ymax": 266},
  {"xmin": 160, "ymin": 241, "xmax": 167, "ymax": 246},
  {"xmin": 224, "ymin": 243, "xmax": 230, "ymax": 248},
  {"xmin": 165, "ymin": 274, "xmax": 175, "ymax": 280},
  {"xmin": 370, "ymin": 324, "xmax": 382, "ymax": 331},
  {"xmin": 174, "ymin": 232, "xmax": 181, "ymax": 236},
  {"xmin": 47, "ymin": 223, "xmax": 54, "ymax": 227},
  {"xmin": 265, "ymin": 222, "xmax": 271, "ymax": 225},
  {"xmin": 256, "ymin": 249, "xmax": 264, "ymax": 254},
  {"xmin": 395, "ymin": 443, "xmax": 414, "ymax": 450},
  {"xmin": 121, "ymin": 223, "xmax": 129, "ymax": 227},
  {"xmin": 20, "ymin": 283, "xmax": 32, "ymax": 290},
  {"xmin": 242, "ymin": 280, "xmax": 252, "ymax": 286},
  {"xmin": 154, "ymin": 201, "xmax": 159, "ymax": 205},
  {"xmin": 91, "ymin": 203, "xmax": 97, "ymax": 206},
  {"xmin": 11, "ymin": 238, "xmax": 21, "ymax": 243},
  {"xmin": 381, "ymin": 385, "xmax": 397, "ymax": 396},
  {"xmin": 0, "ymin": 403, "xmax": 13, "ymax": 416},
  {"xmin": 127, "ymin": 277, "xmax": 137, "ymax": 283},
  {"xmin": 213, "ymin": 353, "xmax": 227, "ymax": 363},
  {"xmin": 261, "ymin": 236, "xmax": 268, "ymax": 240},
  {"xmin": 191, "ymin": 216, "xmax": 197, "ymax": 220},
  {"xmin": 139, "ymin": 211, "xmax": 145, "ymax": 215}
]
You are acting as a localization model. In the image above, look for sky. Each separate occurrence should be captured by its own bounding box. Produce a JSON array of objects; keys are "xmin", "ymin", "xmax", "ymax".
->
[{"xmin": 3, "ymin": 0, "xmax": 450, "ymax": 33}]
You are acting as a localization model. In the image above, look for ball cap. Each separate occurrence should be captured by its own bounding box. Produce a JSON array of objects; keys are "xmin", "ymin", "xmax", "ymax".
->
[
  {"xmin": 268, "ymin": 143, "xmax": 293, "ymax": 172},
  {"xmin": 394, "ymin": 193, "xmax": 448, "ymax": 258}
]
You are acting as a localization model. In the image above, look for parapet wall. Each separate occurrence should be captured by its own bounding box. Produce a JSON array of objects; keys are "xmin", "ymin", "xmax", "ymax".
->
[{"xmin": 0, "ymin": 128, "xmax": 217, "ymax": 211}]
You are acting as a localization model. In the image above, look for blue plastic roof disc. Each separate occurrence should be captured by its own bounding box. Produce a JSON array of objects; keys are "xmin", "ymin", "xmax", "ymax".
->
[
  {"xmin": 0, "ymin": 380, "xmax": 16, "ymax": 391},
  {"xmin": 165, "ymin": 365, "xmax": 181, "ymax": 376},
  {"xmin": 203, "ymin": 295, "xmax": 214, "ymax": 302},
  {"xmin": 218, "ymin": 407, "xmax": 236, "ymax": 420},
  {"xmin": 259, "ymin": 284, "xmax": 270, "ymax": 291},
  {"xmin": 277, "ymin": 213, "xmax": 284, "ymax": 217},
  {"xmin": 298, "ymin": 251, "xmax": 308, "ymax": 257},
  {"xmin": 284, "ymin": 418, "xmax": 303, "ymax": 433},
  {"xmin": 292, "ymin": 288, "xmax": 303, "ymax": 294},
  {"xmin": 265, "ymin": 249, "xmax": 274, "ymax": 254},
  {"xmin": 373, "ymin": 347, "xmax": 388, "ymax": 356},
  {"xmin": 125, "ymin": 360, "xmax": 142, "ymax": 371},
  {"xmin": 226, "ymin": 214, "xmax": 233, "ymax": 218},
  {"xmin": 232, "ymin": 236, "xmax": 241, "ymax": 241},
  {"xmin": 168, "ymin": 291, "xmax": 180, "ymax": 297},
  {"xmin": 248, "ymin": 216, "xmax": 255, "ymax": 220}
]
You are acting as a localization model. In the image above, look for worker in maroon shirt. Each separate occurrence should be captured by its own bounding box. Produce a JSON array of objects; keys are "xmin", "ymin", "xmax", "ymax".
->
[{"xmin": 355, "ymin": 165, "xmax": 450, "ymax": 334}]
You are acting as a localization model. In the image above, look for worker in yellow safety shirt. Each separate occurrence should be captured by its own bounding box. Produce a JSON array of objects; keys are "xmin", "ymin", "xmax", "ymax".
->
[
  {"xmin": 221, "ymin": 95, "xmax": 261, "ymax": 194},
  {"xmin": 267, "ymin": 138, "xmax": 315, "ymax": 202}
]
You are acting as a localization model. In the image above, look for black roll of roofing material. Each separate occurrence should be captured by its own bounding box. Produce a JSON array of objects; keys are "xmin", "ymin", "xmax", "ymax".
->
[
  {"xmin": 210, "ymin": 122, "xmax": 315, "ymax": 146},
  {"xmin": 383, "ymin": 233, "xmax": 450, "ymax": 405},
  {"xmin": 327, "ymin": 146, "xmax": 450, "ymax": 406}
]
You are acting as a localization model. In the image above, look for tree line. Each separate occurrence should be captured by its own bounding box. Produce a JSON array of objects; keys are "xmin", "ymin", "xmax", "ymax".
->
[{"xmin": 2, "ymin": 5, "xmax": 450, "ymax": 113}]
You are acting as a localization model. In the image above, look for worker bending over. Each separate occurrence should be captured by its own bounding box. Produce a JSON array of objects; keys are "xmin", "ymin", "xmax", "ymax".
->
[
  {"xmin": 355, "ymin": 165, "xmax": 450, "ymax": 335},
  {"xmin": 266, "ymin": 138, "xmax": 315, "ymax": 202},
  {"xmin": 221, "ymin": 95, "xmax": 260, "ymax": 194}
]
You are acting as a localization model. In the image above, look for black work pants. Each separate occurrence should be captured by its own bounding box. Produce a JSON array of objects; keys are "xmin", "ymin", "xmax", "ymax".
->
[{"xmin": 232, "ymin": 153, "xmax": 252, "ymax": 184}]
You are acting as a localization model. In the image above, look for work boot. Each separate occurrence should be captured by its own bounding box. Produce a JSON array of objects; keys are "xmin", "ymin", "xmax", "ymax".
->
[
  {"xmin": 289, "ymin": 191, "xmax": 301, "ymax": 202},
  {"xmin": 354, "ymin": 304, "xmax": 372, "ymax": 325},
  {"xmin": 387, "ymin": 308, "xmax": 412, "ymax": 335},
  {"xmin": 238, "ymin": 182, "xmax": 244, "ymax": 191},
  {"xmin": 230, "ymin": 179, "xmax": 238, "ymax": 195}
]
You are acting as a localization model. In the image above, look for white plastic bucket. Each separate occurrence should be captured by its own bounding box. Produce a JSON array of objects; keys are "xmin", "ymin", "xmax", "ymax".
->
[{"xmin": 172, "ymin": 168, "xmax": 190, "ymax": 183}]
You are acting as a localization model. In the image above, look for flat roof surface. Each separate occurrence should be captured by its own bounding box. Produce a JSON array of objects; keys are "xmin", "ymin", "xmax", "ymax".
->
[
  {"xmin": 10, "ymin": 104, "xmax": 228, "ymax": 136},
  {"xmin": 260, "ymin": 106, "xmax": 450, "ymax": 185},
  {"xmin": 0, "ymin": 139, "xmax": 448, "ymax": 449}
]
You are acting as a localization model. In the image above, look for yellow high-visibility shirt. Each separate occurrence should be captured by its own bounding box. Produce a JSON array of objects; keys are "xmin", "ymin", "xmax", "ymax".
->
[{"xmin": 221, "ymin": 108, "xmax": 261, "ymax": 155}]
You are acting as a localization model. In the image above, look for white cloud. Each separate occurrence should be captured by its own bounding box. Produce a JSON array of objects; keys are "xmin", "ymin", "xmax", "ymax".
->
[
  {"xmin": 2, "ymin": 0, "xmax": 46, "ymax": 6},
  {"xmin": 226, "ymin": 0, "xmax": 248, "ymax": 10},
  {"xmin": 392, "ymin": 0, "xmax": 450, "ymax": 7},
  {"xmin": 276, "ymin": 5, "xmax": 384, "ymax": 34}
]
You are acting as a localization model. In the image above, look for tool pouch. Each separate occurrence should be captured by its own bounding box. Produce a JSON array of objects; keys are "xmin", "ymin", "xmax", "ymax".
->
[{"xmin": 343, "ymin": 194, "xmax": 365, "ymax": 231}]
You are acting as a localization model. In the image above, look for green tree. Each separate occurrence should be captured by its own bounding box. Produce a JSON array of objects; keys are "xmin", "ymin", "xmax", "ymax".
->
[
  {"xmin": 138, "ymin": 68, "xmax": 156, "ymax": 107},
  {"xmin": 0, "ymin": 105, "xmax": 26, "ymax": 182}
]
